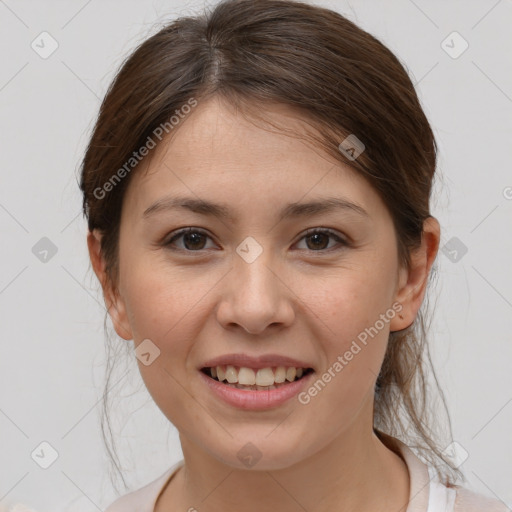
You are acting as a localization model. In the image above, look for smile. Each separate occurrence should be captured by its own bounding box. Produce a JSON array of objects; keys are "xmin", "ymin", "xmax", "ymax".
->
[
  {"xmin": 201, "ymin": 365, "xmax": 314, "ymax": 390},
  {"xmin": 199, "ymin": 365, "xmax": 316, "ymax": 410}
]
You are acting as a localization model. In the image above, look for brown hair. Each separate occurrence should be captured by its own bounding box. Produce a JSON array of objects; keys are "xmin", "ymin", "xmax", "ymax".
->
[{"xmin": 80, "ymin": 0, "xmax": 462, "ymax": 490}]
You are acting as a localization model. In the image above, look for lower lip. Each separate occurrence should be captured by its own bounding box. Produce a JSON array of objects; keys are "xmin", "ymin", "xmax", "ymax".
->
[{"xmin": 199, "ymin": 370, "xmax": 315, "ymax": 410}]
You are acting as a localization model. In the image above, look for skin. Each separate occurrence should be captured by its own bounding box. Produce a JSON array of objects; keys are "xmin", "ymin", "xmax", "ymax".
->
[{"xmin": 88, "ymin": 96, "xmax": 440, "ymax": 512}]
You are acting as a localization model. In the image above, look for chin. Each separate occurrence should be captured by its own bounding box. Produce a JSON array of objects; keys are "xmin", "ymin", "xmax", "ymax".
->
[{"xmin": 211, "ymin": 435, "xmax": 308, "ymax": 471}]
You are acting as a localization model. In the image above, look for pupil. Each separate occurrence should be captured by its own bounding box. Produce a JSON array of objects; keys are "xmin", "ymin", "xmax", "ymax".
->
[
  {"xmin": 308, "ymin": 233, "xmax": 328, "ymax": 250},
  {"xmin": 184, "ymin": 232, "xmax": 205, "ymax": 250}
]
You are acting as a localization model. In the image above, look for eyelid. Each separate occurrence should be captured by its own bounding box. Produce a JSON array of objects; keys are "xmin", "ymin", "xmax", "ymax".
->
[
  {"xmin": 163, "ymin": 226, "xmax": 349, "ymax": 252},
  {"xmin": 299, "ymin": 227, "xmax": 348, "ymax": 243},
  {"xmin": 164, "ymin": 227, "xmax": 216, "ymax": 249},
  {"xmin": 294, "ymin": 227, "xmax": 349, "ymax": 252}
]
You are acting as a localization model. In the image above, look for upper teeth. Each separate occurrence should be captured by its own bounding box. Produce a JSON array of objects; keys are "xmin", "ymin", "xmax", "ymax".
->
[{"xmin": 210, "ymin": 366, "xmax": 305, "ymax": 386}]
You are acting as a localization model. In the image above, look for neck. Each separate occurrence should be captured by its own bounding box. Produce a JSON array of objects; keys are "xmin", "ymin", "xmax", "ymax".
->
[{"xmin": 159, "ymin": 419, "xmax": 410, "ymax": 512}]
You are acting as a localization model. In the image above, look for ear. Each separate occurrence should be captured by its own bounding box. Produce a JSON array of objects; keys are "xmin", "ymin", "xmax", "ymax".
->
[
  {"xmin": 389, "ymin": 216, "xmax": 440, "ymax": 332},
  {"xmin": 87, "ymin": 229, "xmax": 133, "ymax": 340}
]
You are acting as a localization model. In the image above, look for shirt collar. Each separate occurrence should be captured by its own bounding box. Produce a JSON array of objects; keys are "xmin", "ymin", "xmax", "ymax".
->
[{"xmin": 379, "ymin": 432, "xmax": 432, "ymax": 512}]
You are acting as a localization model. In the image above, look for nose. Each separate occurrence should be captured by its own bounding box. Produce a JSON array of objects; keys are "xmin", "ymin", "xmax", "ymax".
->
[{"xmin": 216, "ymin": 249, "xmax": 295, "ymax": 335}]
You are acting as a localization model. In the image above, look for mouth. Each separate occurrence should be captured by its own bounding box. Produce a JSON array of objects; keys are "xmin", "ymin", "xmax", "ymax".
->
[{"xmin": 200, "ymin": 365, "xmax": 315, "ymax": 391}]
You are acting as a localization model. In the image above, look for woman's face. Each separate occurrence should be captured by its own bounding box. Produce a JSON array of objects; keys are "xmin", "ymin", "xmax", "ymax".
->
[{"xmin": 99, "ymin": 96, "xmax": 418, "ymax": 470}]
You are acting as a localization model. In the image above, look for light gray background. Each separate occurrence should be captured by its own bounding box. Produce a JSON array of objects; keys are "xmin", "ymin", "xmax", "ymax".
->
[{"xmin": 1, "ymin": 0, "xmax": 511, "ymax": 510}]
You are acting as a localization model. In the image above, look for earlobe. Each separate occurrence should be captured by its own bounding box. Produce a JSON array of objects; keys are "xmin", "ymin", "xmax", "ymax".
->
[
  {"xmin": 87, "ymin": 230, "xmax": 133, "ymax": 341},
  {"xmin": 389, "ymin": 217, "xmax": 440, "ymax": 332}
]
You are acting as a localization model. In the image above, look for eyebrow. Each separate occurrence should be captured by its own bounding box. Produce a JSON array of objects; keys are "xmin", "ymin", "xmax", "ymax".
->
[{"xmin": 142, "ymin": 195, "xmax": 369, "ymax": 222}]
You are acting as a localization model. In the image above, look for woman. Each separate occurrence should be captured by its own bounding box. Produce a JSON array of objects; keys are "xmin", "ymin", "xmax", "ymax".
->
[{"xmin": 80, "ymin": 0, "xmax": 509, "ymax": 510}]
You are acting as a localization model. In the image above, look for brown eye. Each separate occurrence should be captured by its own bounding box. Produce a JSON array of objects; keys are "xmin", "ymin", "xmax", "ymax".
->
[
  {"xmin": 163, "ymin": 227, "xmax": 348, "ymax": 254},
  {"xmin": 305, "ymin": 232, "xmax": 330, "ymax": 250},
  {"xmin": 165, "ymin": 228, "xmax": 214, "ymax": 251},
  {"xmin": 295, "ymin": 228, "xmax": 348, "ymax": 252}
]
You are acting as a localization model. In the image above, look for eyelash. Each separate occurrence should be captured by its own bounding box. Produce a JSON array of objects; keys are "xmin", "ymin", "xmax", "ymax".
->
[{"xmin": 163, "ymin": 227, "xmax": 349, "ymax": 254}]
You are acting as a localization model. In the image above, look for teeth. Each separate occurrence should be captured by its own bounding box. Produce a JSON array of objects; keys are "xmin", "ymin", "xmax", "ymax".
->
[
  {"xmin": 208, "ymin": 365, "xmax": 309, "ymax": 386},
  {"xmin": 286, "ymin": 367, "xmax": 296, "ymax": 382},
  {"xmin": 225, "ymin": 365, "xmax": 238, "ymax": 384},
  {"xmin": 238, "ymin": 367, "xmax": 256, "ymax": 385},
  {"xmin": 255, "ymin": 368, "xmax": 275, "ymax": 387},
  {"xmin": 274, "ymin": 366, "xmax": 286, "ymax": 383},
  {"xmin": 228, "ymin": 382, "xmax": 278, "ymax": 391}
]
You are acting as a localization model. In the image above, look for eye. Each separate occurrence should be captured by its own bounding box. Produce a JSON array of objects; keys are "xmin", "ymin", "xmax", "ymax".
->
[
  {"xmin": 163, "ymin": 227, "xmax": 348, "ymax": 253},
  {"xmin": 164, "ymin": 228, "xmax": 216, "ymax": 252},
  {"xmin": 294, "ymin": 228, "xmax": 348, "ymax": 252}
]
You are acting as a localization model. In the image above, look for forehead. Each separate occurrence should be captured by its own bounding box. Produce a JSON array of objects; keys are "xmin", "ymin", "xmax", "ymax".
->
[
  {"xmin": 122, "ymin": 96, "xmax": 384, "ymax": 222},
  {"xmin": 147, "ymin": 97, "xmax": 339, "ymax": 170}
]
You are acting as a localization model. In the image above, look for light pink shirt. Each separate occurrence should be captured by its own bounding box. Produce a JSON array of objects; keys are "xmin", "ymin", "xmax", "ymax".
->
[{"xmin": 105, "ymin": 438, "xmax": 509, "ymax": 512}]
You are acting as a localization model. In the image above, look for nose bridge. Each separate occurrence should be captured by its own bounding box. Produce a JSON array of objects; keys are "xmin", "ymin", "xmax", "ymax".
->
[
  {"xmin": 217, "ymin": 236, "xmax": 293, "ymax": 334},
  {"xmin": 234, "ymin": 237, "xmax": 279, "ymax": 305}
]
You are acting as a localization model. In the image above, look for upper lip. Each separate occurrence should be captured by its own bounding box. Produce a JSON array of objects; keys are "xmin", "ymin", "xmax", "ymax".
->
[{"xmin": 200, "ymin": 353, "xmax": 314, "ymax": 370}]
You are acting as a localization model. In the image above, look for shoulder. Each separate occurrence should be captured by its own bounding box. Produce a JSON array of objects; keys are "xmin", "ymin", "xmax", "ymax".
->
[
  {"xmin": 104, "ymin": 462, "xmax": 183, "ymax": 512},
  {"xmin": 377, "ymin": 432, "xmax": 509, "ymax": 512},
  {"xmin": 452, "ymin": 485, "xmax": 510, "ymax": 512}
]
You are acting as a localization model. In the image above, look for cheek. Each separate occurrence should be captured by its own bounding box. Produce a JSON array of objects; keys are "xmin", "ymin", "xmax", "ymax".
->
[
  {"xmin": 305, "ymin": 264, "xmax": 395, "ymax": 336},
  {"xmin": 119, "ymin": 258, "xmax": 207, "ymax": 423},
  {"xmin": 120, "ymin": 255, "xmax": 209, "ymax": 341},
  {"xmin": 300, "ymin": 263, "xmax": 395, "ymax": 386},
  {"xmin": 297, "ymin": 275, "xmax": 392, "ymax": 428}
]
